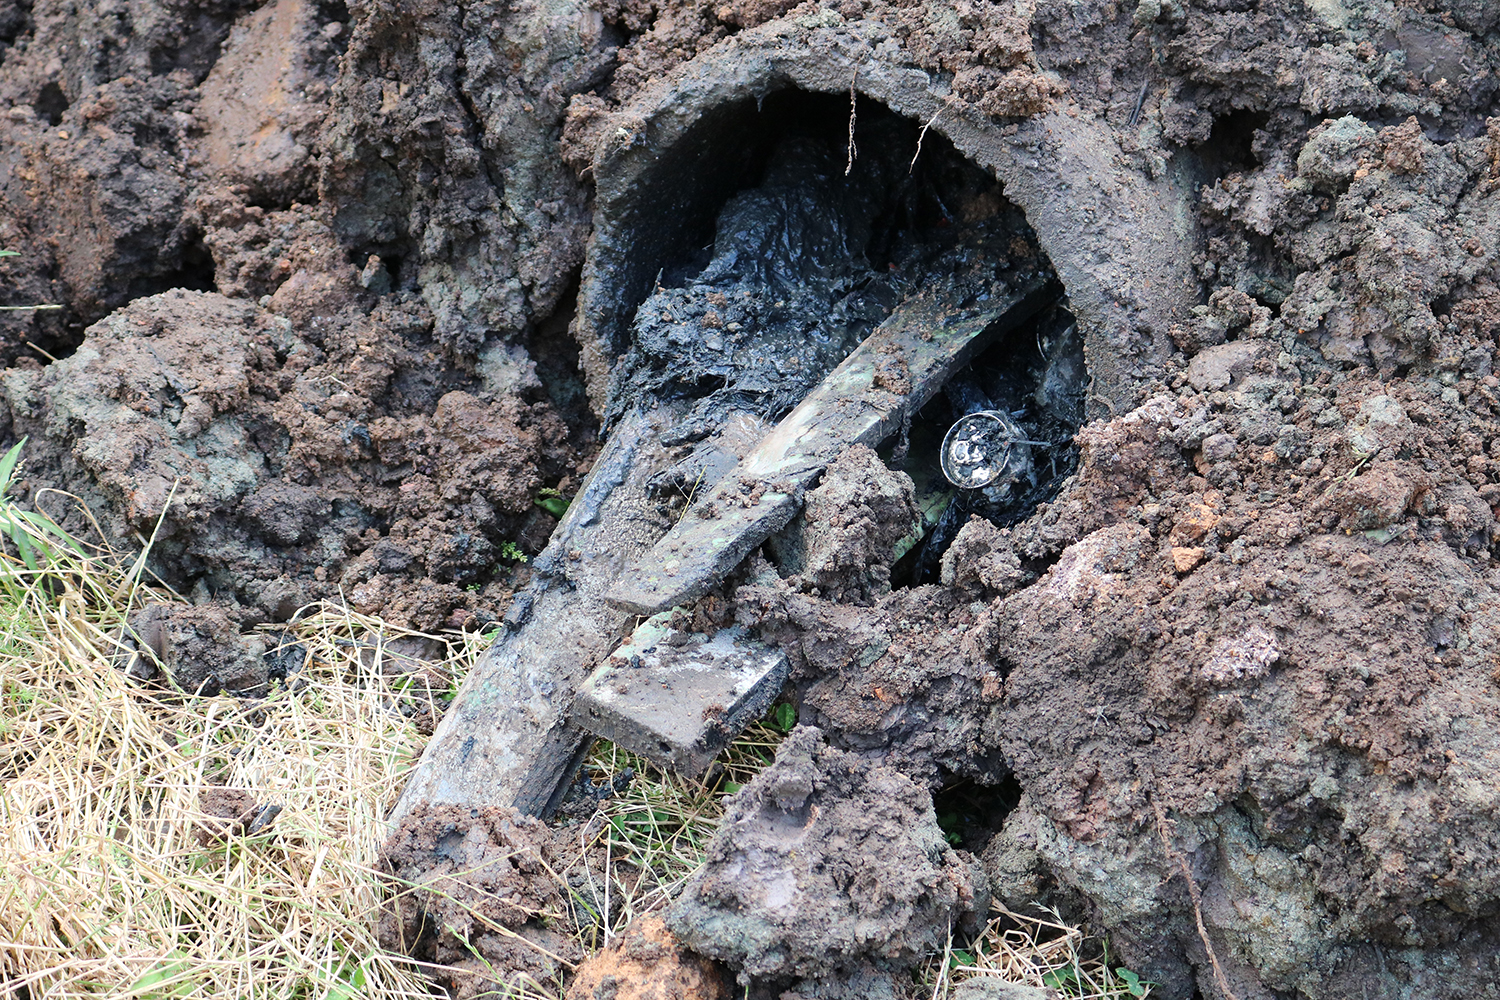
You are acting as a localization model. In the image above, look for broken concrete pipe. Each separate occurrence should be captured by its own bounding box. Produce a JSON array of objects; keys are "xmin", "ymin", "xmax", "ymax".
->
[{"xmin": 390, "ymin": 58, "xmax": 1192, "ymax": 828}]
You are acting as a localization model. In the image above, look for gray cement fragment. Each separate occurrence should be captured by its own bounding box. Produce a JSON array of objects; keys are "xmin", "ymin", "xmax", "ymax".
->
[{"xmin": 574, "ymin": 614, "xmax": 789, "ymax": 775}]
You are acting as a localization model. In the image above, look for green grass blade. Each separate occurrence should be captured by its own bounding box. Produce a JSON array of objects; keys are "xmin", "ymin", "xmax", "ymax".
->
[
  {"xmin": 12, "ymin": 529, "xmax": 37, "ymax": 572},
  {"xmin": 20, "ymin": 510, "xmax": 84, "ymax": 554},
  {"xmin": 0, "ymin": 438, "xmax": 26, "ymax": 492}
]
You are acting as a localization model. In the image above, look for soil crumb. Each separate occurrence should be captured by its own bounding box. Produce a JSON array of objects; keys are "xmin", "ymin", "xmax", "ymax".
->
[{"xmin": 774, "ymin": 443, "xmax": 919, "ymax": 604}]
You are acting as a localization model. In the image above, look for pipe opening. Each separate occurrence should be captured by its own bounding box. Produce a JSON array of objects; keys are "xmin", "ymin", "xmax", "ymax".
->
[{"xmin": 593, "ymin": 88, "xmax": 1085, "ymax": 577}]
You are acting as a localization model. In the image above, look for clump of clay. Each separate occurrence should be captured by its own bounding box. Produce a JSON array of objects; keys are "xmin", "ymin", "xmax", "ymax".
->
[
  {"xmin": 1331, "ymin": 462, "xmax": 1425, "ymax": 530},
  {"xmin": 787, "ymin": 445, "xmax": 920, "ymax": 604},
  {"xmin": 563, "ymin": 913, "xmax": 729, "ymax": 1000},
  {"xmin": 1296, "ymin": 116, "xmax": 1378, "ymax": 195},
  {"xmin": 667, "ymin": 726, "xmax": 988, "ymax": 987},
  {"xmin": 113, "ymin": 602, "xmax": 271, "ymax": 695},
  {"xmin": 379, "ymin": 805, "xmax": 580, "ymax": 999},
  {"xmin": 1346, "ymin": 395, "xmax": 1415, "ymax": 459},
  {"xmin": 940, "ymin": 516, "xmax": 1029, "ymax": 595}
]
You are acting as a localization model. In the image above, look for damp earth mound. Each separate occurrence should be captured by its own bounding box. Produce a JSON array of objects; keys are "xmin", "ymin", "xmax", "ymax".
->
[{"xmin": 2, "ymin": 1, "xmax": 1500, "ymax": 999}]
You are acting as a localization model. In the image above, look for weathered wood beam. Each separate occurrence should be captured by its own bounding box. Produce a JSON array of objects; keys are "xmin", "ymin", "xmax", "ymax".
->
[
  {"xmin": 605, "ymin": 272, "xmax": 1056, "ymax": 617},
  {"xmin": 574, "ymin": 613, "xmax": 790, "ymax": 776},
  {"xmin": 386, "ymin": 406, "xmax": 677, "ymax": 825}
]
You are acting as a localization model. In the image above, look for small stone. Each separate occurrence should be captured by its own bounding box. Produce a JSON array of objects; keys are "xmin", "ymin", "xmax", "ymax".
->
[
  {"xmin": 1201, "ymin": 625, "xmax": 1279, "ymax": 685},
  {"xmin": 564, "ymin": 914, "xmax": 728, "ymax": 1000},
  {"xmin": 1171, "ymin": 546, "xmax": 1205, "ymax": 573},
  {"xmin": 1200, "ymin": 432, "xmax": 1238, "ymax": 463},
  {"xmin": 1296, "ymin": 115, "xmax": 1378, "ymax": 193},
  {"xmin": 1346, "ymin": 395, "xmax": 1413, "ymax": 458},
  {"xmin": 1332, "ymin": 462, "xmax": 1420, "ymax": 530},
  {"xmin": 359, "ymin": 255, "xmax": 391, "ymax": 294},
  {"xmin": 1170, "ymin": 502, "xmax": 1221, "ymax": 545},
  {"xmin": 951, "ymin": 979, "xmax": 1057, "ymax": 1000},
  {"xmin": 1186, "ymin": 340, "xmax": 1268, "ymax": 391}
]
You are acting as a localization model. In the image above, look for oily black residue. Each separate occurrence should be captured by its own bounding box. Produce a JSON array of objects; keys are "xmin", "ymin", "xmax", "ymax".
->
[
  {"xmin": 607, "ymin": 92, "xmax": 1085, "ymax": 567},
  {"xmin": 903, "ymin": 301, "xmax": 1085, "ymax": 583}
]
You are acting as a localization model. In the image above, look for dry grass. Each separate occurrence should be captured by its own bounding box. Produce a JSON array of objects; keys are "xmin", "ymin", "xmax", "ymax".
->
[
  {"xmin": 553, "ymin": 720, "xmax": 786, "ymax": 954},
  {"xmin": 922, "ymin": 904, "xmax": 1152, "ymax": 999},
  {"xmin": 0, "ymin": 518, "xmax": 462, "ymax": 998}
]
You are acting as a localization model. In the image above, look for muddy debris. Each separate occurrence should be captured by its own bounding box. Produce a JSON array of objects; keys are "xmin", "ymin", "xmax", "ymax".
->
[
  {"xmin": 379, "ymin": 804, "xmax": 582, "ymax": 1000},
  {"xmin": 949, "ymin": 981, "xmax": 1055, "ymax": 1000},
  {"xmin": 392, "ymin": 87, "xmax": 1076, "ymax": 826},
  {"xmin": 563, "ymin": 913, "xmax": 731, "ymax": 1000},
  {"xmin": 1, "ymin": 286, "xmax": 580, "ymax": 631},
  {"xmin": 110, "ymin": 601, "xmax": 302, "ymax": 696},
  {"xmin": 775, "ymin": 443, "xmax": 919, "ymax": 604},
  {"xmin": 667, "ymin": 726, "xmax": 989, "ymax": 996},
  {"xmin": 194, "ymin": 786, "xmax": 283, "ymax": 845}
]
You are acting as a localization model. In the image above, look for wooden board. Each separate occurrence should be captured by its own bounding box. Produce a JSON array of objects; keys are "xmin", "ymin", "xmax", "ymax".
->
[{"xmin": 606, "ymin": 272, "xmax": 1054, "ymax": 616}]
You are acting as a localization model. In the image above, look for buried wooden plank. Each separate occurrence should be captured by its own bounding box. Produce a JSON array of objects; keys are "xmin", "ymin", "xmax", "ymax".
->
[
  {"xmin": 385, "ymin": 406, "xmax": 680, "ymax": 826},
  {"xmin": 390, "ymin": 273, "xmax": 1054, "ymax": 827},
  {"xmin": 605, "ymin": 272, "xmax": 1057, "ymax": 617},
  {"xmin": 574, "ymin": 612, "xmax": 790, "ymax": 776}
]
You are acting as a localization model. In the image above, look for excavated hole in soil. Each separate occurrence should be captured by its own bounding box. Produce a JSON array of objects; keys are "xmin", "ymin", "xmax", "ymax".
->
[
  {"xmin": 594, "ymin": 89, "xmax": 1085, "ymax": 569},
  {"xmin": 527, "ymin": 277, "xmax": 600, "ymax": 452},
  {"xmin": 33, "ymin": 81, "xmax": 67, "ymax": 126},
  {"xmin": 1197, "ymin": 108, "xmax": 1270, "ymax": 178},
  {"xmin": 933, "ymin": 771, "xmax": 1024, "ymax": 852}
]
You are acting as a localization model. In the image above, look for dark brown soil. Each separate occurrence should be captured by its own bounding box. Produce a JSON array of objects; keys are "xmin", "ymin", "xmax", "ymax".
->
[
  {"xmin": 3, "ymin": 0, "xmax": 1500, "ymax": 998},
  {"xmin": 379, "ymin": 804, "xmax": 582, "ymax": 999},
  {"xmin": 0, "ymin": 0, "xmax": 602, "ymax": 630}
]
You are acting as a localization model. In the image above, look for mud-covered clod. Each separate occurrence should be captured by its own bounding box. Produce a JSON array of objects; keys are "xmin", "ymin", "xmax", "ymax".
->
[{"xmin": 667, "ymin": 727, "xmax": 989, "ymax": 990}]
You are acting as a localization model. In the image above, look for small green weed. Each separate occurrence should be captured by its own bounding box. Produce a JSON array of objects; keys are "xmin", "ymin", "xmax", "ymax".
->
[
  {"xmin": 1115, "ymin": 967, "xmax": 1151, "ymax": 997},
  {"xmin": 0, "ymin": 438, "xmax": 87, "ymax": 582},
  {"xmin": 534, "ymin": 488, "xmax": 570, "ymax": 519}
]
